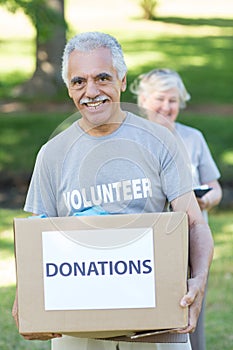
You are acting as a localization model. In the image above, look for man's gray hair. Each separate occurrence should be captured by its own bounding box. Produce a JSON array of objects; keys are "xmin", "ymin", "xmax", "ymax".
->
[{"xmin": 62, "ymin": 32, "xmax": 127, "ymax": 86}]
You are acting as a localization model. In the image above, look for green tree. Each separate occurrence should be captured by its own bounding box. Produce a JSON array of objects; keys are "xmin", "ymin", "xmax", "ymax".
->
[{"xmin": 0, "ymin": 0, "xmax": 67, "ymax": 97}]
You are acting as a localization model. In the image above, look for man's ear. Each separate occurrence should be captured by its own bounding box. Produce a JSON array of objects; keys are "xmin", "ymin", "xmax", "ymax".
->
[
  {"xmin": 121, "ymin": 75, "xmax": 127, "ymax": 92},
  {"xmin": 68, "ymin": 88, "xmax": 73, "ymax": 99}
]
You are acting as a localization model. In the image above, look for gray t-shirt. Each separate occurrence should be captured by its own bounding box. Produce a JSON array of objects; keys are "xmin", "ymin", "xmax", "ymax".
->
[
  {"xmin": 24, "ymin": 113, "xmax": 192, "ymax": 217},
  {"xmin": 175, "ymin": 122, "xmax": 220, "ymax": 187}
]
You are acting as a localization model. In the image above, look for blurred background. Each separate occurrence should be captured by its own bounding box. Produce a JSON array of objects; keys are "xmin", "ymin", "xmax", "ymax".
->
[
  {"xmin": 0, "ymin": 1, "xmax": 232, "ymax": 349},
  {"xmin": 0, "ymin": 0, "xmax": 232, "ymax": 206}
]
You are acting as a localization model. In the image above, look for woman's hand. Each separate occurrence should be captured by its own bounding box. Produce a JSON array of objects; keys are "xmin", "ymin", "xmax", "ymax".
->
[{"xmin": 197, "ymin": 180, "xmax": 222, "ymax": 211}]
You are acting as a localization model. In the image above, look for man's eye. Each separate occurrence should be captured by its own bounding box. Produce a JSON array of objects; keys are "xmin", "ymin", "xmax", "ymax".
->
[
  {"xmin": 96, "ymin": 74, "xmax": 111, "ymax": 83},
  {"xmin": 98, "ymin": 76, "xmax": 108, "ymax": 83},
  {"xmin": 71, "ymin": 78, "xmax": 85, "ymax": 89},
  {"xmin": 75, "ymin": 79, "xmax": 84, "ymax": 85}
]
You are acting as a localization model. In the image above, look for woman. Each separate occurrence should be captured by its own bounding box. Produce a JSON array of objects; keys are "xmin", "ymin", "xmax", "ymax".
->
[{"xmin": 130, "ymin": 68, "xmax": 222, "ymax": 350}]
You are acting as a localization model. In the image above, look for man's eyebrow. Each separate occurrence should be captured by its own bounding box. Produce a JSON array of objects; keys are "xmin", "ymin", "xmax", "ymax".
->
[
  {"xmin": 70, "ymin": 76, "xmax": 85, "ymax": 84},
  {"xmin": 96, "ymin": 72, "xmax": 112, "ymax": 79}
]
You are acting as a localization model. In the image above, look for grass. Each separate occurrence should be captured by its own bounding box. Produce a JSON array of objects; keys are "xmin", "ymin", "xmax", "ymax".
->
[
  {"xmin": 0, "ymin": 38, "xmax": 35, "ymax": 98},
  {"xmin": 206, "ymin": 211, "xmax": 233, "ymax": 349},
  {"xmin": 0, "ymin": 286, "xmax": 50, "ymax": 350},
  {"xmin": 120, "ymin": 29, "xmax": 233, "ymax": 105},
  {"xmin": 0, "ymin": 208, "xmax": 232, "ymax": 349}
]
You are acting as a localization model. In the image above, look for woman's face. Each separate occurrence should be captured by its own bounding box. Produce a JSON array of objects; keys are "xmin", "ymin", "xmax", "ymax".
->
[{"xmin": 140, "ymin": 88, "xmax": 180, "ymax": 130}]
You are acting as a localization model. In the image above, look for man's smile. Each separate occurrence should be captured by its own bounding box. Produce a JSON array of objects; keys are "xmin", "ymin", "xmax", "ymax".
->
[{"xmin": 80, "ymin": 96, "xmax": 109, "ymax": 109}]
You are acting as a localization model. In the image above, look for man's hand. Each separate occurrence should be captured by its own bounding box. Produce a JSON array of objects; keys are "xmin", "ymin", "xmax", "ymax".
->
[
  {"xmin": 20, "ymin": 333, "xmax": 62, "ymax": 341},
  {"xmin": 12, "ymin": 292, "xmax": 62, "ymax": 341},
  {"xmin": 177, "ymin": 276, "xmax": 205, "ymax": 334},
  {"xmin": 171, "ymin": 192, "xmax": 214, "ymax": 334}
]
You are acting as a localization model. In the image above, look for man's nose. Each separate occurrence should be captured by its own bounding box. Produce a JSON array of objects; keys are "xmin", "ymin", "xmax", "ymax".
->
[{"xmin": 85, "ymin": 80, "xmax": 99, "ymax": 98}]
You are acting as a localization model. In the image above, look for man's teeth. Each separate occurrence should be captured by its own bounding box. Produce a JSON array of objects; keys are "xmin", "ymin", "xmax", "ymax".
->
[{"xmin": 86, "ymin": 101, "xmax": 103, "ymax": 107}]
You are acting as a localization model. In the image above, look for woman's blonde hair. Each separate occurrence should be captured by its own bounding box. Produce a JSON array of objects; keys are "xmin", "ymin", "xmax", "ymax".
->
[{"xmin": 130, "ymin": 68, "xmax": 191, "ymax": 109}]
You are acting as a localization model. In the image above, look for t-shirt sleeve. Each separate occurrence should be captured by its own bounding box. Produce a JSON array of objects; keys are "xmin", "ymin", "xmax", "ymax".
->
[
  {"xmin": 197, "ymin": 133, "xmax": 221, "ymax": 184},
  {"xmin": 24, "ymin": 145, "xmax": 58, "ymax": 217}
]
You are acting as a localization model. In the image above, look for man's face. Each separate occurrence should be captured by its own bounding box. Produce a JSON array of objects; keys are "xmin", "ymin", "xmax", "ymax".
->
[{"xmin": 67, "ymin": 47, "xmax": 126, "ymax": 129}]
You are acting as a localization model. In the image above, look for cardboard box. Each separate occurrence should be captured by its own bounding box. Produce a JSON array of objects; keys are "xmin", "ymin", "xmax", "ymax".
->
[{"xmin": 14, "ymin": 212, "xmax": 188, "ymax": 340}]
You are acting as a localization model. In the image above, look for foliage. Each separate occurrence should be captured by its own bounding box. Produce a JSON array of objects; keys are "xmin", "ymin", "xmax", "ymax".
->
[
  {"xmin": 0, "ymin": 0, "xmax": 66, "ymax": 43},
  {"xmin": 139, "ymin": 0, "xmax": 157, "ymax": 19}
]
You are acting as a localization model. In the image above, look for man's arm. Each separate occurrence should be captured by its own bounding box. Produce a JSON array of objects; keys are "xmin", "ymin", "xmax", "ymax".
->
[{"xmin": 171, "ymin": 191, "xmax": 214, "ymax": 333}]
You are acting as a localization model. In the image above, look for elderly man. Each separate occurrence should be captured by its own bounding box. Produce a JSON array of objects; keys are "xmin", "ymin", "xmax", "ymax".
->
[{"xmin": 13, "ymin": 32, "xmax": 213, "ymax": 350}]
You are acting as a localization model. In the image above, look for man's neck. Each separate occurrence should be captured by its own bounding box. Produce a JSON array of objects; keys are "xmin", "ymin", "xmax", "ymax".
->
[{"xmin": 79, "ymin": 111, "xmax": 127, "ymax": 137}]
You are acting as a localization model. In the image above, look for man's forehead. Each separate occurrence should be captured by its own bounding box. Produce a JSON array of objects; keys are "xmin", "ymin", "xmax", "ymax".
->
[
  {"xmin": 69, "ymin": 47, "xmax": 113, "ymax": 64},
  {"xmin": 68, "ymin": 48, "xmax": 116, "ymax": 79},
  {"xmin": 69, "ymin": 47, "xmax": 112, "ymax": 59}
]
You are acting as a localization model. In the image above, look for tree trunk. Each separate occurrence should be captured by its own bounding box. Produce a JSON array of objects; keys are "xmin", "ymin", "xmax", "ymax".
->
[{"xmin": 16, "ymin": 0, "xmax": 66, "ymax": 98}]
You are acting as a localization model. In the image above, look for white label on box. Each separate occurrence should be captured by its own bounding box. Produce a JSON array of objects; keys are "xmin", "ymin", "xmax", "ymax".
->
[{"xmin": 42, "ymin": 228, "xmax": 155, "ymax": 310}]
